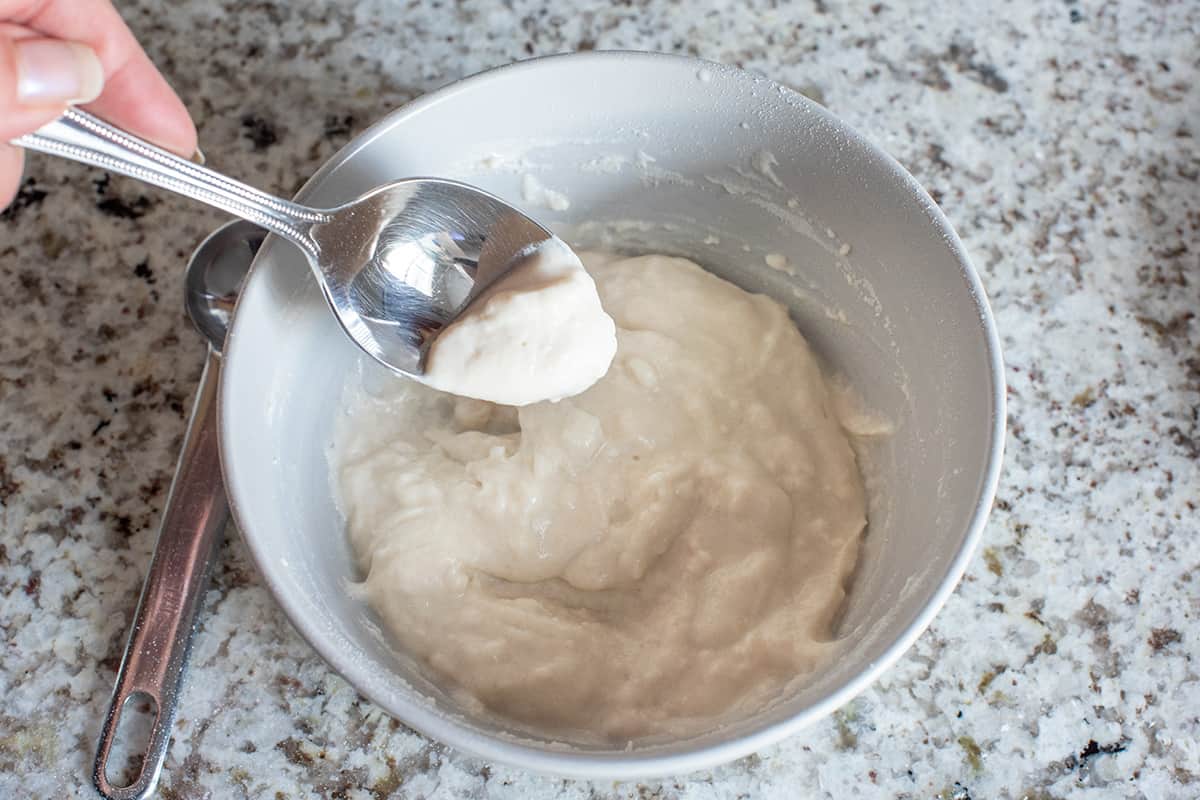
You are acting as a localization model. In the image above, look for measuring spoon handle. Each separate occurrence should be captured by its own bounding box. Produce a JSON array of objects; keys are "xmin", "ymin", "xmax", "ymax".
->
[{"xmin": 93, "ymin": 353, "xmax": 227, "ymax": 800}]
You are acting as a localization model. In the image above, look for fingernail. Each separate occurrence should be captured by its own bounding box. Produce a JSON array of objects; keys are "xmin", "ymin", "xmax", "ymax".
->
[
  {"xmin": 191, "ymin": 146, "xmax": 206, "ymax": 165},
  {"xmin": 15, "ymin": 40, "xmax": 104, "ymax": 104}
]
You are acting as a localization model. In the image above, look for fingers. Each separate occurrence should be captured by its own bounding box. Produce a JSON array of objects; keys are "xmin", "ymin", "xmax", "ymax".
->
[
  {"xmin": 0, "ymin": 27, "xmax": 71, "ymax": 201},
  {"xmin": 0, "ymin": 143, "xmax": 23, "ymax": 207},
  {"xmin": 87, "ymin": 55, "xmax": 196, "ymax": 156},
  {"xmin": 0, "ymin": 0, "xmax": 197, "ymax": 209},
  {"xmin": 0, "ymin": 28, "xmax": 103, "ymax": 136},
  {"xmin": 5, "ymin": 0, "xmax": 196, "ymax": 155}
]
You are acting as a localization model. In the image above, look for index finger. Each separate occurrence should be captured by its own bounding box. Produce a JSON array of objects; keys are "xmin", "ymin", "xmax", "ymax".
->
[{"xmin": 6, "ymin": 0, "xmax": 196, "ymax": 155}]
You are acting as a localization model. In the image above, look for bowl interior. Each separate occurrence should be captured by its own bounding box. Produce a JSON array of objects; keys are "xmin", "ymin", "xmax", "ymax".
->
[{"xmin": 220, "ymin": 52, "xmax": 1003, "ymax": 776}]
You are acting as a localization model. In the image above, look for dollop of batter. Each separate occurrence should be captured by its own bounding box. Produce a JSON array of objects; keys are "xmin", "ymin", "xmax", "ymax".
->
[
  {"xmin": 336, "ymin": 253, "xmax": 867, "ymax": 741},
  {"xmin": 422, "ymin": 240, "xmax": 616, "ymax": 406}
]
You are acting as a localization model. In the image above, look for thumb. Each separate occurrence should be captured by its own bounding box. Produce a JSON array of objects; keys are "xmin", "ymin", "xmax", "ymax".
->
[{"xmin": 0, "ymin": 31, "xmax": 105, "ymax": 140}]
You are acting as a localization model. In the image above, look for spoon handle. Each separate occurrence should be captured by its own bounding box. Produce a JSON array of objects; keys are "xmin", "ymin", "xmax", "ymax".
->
[
  {"xmin": 93, "ymin": 353, "xmax": 226, "ymax": 800},
  {"xmin": 14, "ymin": 108, "xmax": 325, "ymax": 256}
]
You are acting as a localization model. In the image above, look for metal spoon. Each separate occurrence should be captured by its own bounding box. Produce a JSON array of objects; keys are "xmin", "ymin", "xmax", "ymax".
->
[
  {"xmin": 15, "ymin": 109, "xmax": 558, "ymax": 377},
  {"xmin": 93, "ymin": 220, "xmax": 265, "ymax": 800}
]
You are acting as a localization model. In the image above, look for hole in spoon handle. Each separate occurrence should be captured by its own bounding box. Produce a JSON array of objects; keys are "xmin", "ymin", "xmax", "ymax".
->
[{"xmin": 94, "ymin": 690, "xmax": 163, "ymax": 798}]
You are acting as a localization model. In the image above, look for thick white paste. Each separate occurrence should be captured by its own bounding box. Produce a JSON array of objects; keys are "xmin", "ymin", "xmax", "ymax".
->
[
  {"xmin": 336, "ymin": 252, "xmax": 867, "ymax": 741},
  {"xmin": 422, "ymin": 240, "xmax": 616, "ymax": 406}
]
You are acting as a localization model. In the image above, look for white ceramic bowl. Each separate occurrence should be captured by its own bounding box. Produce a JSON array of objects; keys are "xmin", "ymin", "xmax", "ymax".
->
[{"xmin": 220, "ymin": 52, "xmax": 1005, "ymax": 778}]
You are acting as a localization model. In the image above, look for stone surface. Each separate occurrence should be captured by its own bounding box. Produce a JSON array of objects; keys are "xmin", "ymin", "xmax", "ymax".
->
[{"xmin": 1, "ymin": 0, "xmax": 1197, "ymax": 797}]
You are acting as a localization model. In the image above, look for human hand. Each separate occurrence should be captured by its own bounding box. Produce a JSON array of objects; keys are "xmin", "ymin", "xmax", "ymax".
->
[{"xmin": 1, "ymin": 0, "xmax": 196, "ymax": 208}]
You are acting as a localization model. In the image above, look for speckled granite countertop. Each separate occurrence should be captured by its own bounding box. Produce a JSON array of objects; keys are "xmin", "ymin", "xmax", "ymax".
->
[{"xmin": 2, "ymin": 0, "xmax": 1197, "ymax": 797}]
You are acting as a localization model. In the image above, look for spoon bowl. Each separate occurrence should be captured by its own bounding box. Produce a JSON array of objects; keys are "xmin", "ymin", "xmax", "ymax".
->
[
  {"xmin": 305, "ymin": 178, "xmax": 552, "ymax": 375},
  {"xmin": 185, "ymin": 220, "xmax": 268, "ymax": 351}
]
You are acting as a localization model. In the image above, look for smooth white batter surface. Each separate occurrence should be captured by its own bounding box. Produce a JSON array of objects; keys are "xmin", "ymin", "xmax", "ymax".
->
[
  {"xmin": 422, "ymin": 240, "xmax": 616, "ymax": 406},
  {"xmin": 336, "ymin": 252, "xmax": 867, "ymax": 741}
]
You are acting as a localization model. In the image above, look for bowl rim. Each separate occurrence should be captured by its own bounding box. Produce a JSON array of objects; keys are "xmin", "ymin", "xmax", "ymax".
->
[{"xmin": 219, "ymin": 49, "xmax": 1007, "ymax": 779}]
